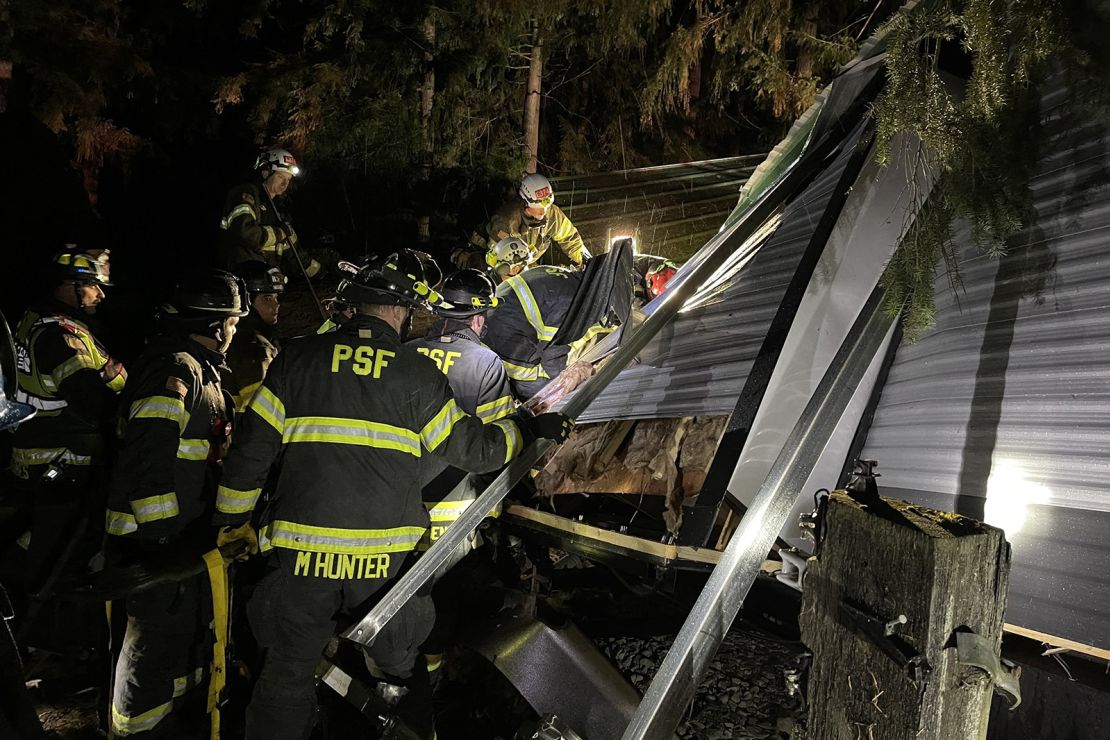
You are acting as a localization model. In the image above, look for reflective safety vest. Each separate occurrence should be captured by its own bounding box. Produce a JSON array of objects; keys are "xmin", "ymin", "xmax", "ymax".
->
[
  {"xmin": 105, "ymin": 337, "xmax": 231, "ymax": 542},
  {"xmin": 406, "ymin": 328, "xmax": 516, "ymax": 549},
  {"xmin": 214, "ymin": 315, "xmax": 526, "ymax": 564},
  {"xmin": 9, "ymin": 306, "xmax": 126, "ymax": 476}
]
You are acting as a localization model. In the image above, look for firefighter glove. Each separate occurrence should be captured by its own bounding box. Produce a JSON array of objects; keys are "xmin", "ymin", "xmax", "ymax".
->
[
  {"xmin": 217, "ymin": 522, "xmax": 259, "ymax": 560},
  {"xmin": 518, "ymin": 412, "xmax": 575, "ymax": 444}
]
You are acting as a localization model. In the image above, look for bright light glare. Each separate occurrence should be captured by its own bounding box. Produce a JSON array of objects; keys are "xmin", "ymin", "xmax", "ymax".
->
[{"xmin": 983, "ymin": 459, "xmax": 1050, "ymax": 538}]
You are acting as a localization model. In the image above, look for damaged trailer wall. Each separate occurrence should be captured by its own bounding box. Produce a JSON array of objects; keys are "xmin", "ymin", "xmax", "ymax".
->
[{"xmin": 859, "ymin": 76, "xmax": 1110, "ymax": 651}]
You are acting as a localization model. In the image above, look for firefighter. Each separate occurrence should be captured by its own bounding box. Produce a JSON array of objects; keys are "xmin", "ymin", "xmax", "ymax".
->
[
  {"xmin": 213, "ymin": 250, "xmax": 573, "ymax": 740},
  {"xmin": 5, "ymin": 248, "xmax": 126, "ymax": 598},
  {"xmin": 482, "ymin": 263, "xmax": 617, "ymax": 400},
  {"xmin": 104, "ymin": 270, "xmax": 247, "ymax": 738},
  {"xmin": 634, "ymin": 254, "xmax": 679, "ymax": 302},
  {"xmin": 407, "ymin": 269, "xmax": 515, "ymax": 550},
  {"xmin": 225, "ymin": 261, "xmax": 286, "ymax": 414},
  {"xmin": 406, "ymin": 269, "xmax": 516, "ymax": 683},
  {"xmin": 459, "ymin": 174, "xmax": 591, "ymax": 277},
  {"xmin": 219, "ymin": 148, "xmax": 323, "ymax": 279}
]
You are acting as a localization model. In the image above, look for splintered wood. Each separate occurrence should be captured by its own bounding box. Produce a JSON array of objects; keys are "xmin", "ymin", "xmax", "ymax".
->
[
  {"xmin": 799, "ymin": 492, "xmax": 1011, "ymax": 740},
  {"xmin": 534, "ymin": 416, "xmax": 727, "ymax": 532}
]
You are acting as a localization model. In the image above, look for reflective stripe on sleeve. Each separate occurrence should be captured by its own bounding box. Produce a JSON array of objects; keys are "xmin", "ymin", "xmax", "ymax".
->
[
  {"xmin": 51, "ymin": 353, "xmax": 100, "ymax": 385},
  {"xmin": 283, "ymin": 416, "xmax": 421, "ymax": 456},
  {"xmin": 502, "ymin": 360, "xmax": 549, "ymax": 382},
  {"xmin": 129, "ymin": 396, "xmax": 189, "ymax": 433},
  {"xmin": 216, "ymin": 485, "xmax": 262, "ymax": 515},
  {"xmin": 176, "ymin": 438, "xmax": 210, "ymax": 461},
  {"xmin": 261, "ymin": 226, "xmax": 280, "ymax": 248},
  {"xmin": 492, "ymin": 418, "xmax": 523, "ymax": 464},
  {"xmin": 505, "ymin": 275, "xmax": 559, "ymax": 342},
  {"xmin": 105, "ymin": 509, "xmax": 138, "ymax": 536},
  {"xmin": 248, "ymin": 385, "xmax": 286, "ymax": 434},
  {"xmin": 260, "ymin": 520, "xmax": 426, "ymax": 555},
  {"xmin": 223, "ymin": 204, "xmax": 256, "ymax": 226},
  {"xmin": 420, "ymin": 399, "xmax": 466, "ymax": 452},
  {"xmin": 131, "ymin": 493, "xmax": 180, "ymax": 524},
  {"xmin": 475, "ymin": 395, "xmax": 515, "ymax": 423}
]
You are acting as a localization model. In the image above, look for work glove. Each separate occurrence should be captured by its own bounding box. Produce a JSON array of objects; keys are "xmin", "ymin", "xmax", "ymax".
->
[
  {"xmin": 216, "ymin": 522, "xmax": 259, "ymax": 561},
  {"xmin": 516, "ymin": 411, "xmax": 575, "ymax": 444}
]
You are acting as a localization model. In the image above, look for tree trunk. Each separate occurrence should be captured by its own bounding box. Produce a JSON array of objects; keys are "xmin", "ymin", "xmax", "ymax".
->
[
  {"xmin": 417, "ymin": 13, "xmax": 435, "ymax": 243},
  {"xmin": 799, "ymin": 492, "xmax": 1012, "ymax": 740},
  {"xmin": 523, "ymin": 18, "xmax": 542, "ymax": 174}
]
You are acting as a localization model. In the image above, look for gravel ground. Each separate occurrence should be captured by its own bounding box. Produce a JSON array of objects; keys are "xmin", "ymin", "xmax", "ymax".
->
[{"xmin": 596, "ymin": 625, "xmax": 806, "ymax": 740}]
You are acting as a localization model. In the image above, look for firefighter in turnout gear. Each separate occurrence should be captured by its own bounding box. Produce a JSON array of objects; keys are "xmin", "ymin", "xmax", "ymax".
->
[
  {"xmin": 104, "ymin": 270, "xmax": 246, "ymax": 737},
  {"xmin": 219, "ymin": 148, "xmax": 322, "ymax": 278},
  {"xmin": 225, "ymin": 261, "xmax": 286, "ymax": 414},
  {"xmin": 5, "ymin": 248, "xmax": 126, "ymax": 597},
  {"xmin": 460, "ymin": 174, "xmax": 591, "ymax": 277},
  {"xmin": 214, "ymin": 250, "xmax": 573, "ymax": 740},
  {"xmin": 406, "ymin": 269, "xmax": 516, "ymax": 685},
  {"xmin": 407, "ymin": 269, "xmax": 516, "ymax": 553}
]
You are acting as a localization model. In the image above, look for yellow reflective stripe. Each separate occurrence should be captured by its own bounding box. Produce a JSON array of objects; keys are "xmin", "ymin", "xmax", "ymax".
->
[
  {"xmin": 234, "ymin": 380, "xmax": 263, "ymax": 413},
  {"xmin": 111, "ymin": 700, "xmax": 173, "ymax": 735},
  {"xmin": 10, "ymin": 447, "xmax": 93, "ymax": 467},
  {"xmin": 176, "ymin": 438, "xmax": 209, "ymax": 461},
  {"xmin": 476, "ymin": 395, "xmax": 516, "ymax": 423},
  {"xmin": 132, "ymin": 493, "xmax": 180, "ymax": 524},
  {"xmin": 173, "ymin": 667, "xmax": 204, "ymax": 698},
  {"xmin": 502, "ymin": 360, "xmax": 548, "ymax": 382},
  {"xmin": 261, "ymin": 226, "xmax": 279, "ymax": 248},
  {"xmin": 224, "ymin": 203, "xmax": 256, "ymax": 225},
  {"xmin": 105, "ymin": 509, "xmax": 138, "ymax": 536},
  {"xmin": 51, "ymin": 353, "xmax": 100, "ymax": 385},
  {"xmin": 215, "ymin": 485, "xmax": 262, "ymax": 515},
  {"xmin": 506, "ymin": 275, "xmax": 558, "ymax": 341},
  {"xmin": 317, "ymin": 319, "xmax": 338, "ymax": 334},
  {"xmin": 106, "ymin": 370, "xmax": 127, "ymax": 392},
  {"xmin": 424, "ymin": 501, "xmax": 472, "ymax": 523},
  {"xmin": 305, "ymin": 259, "xmax": 321, "ymax": 277},
  {"xmin": 420, "ymin": 400, "xmax": 466, "ymax": 452},
  {"xmin": 248, "ymin": 385, "xmax": 285, "ymax": 434},
  {"xmin": 492, "ymin": 418, "xmax": 523, "ymax": 464},
  {"xmin": 260, "ymin": 520, "xmax": 426, "ymax": 555},
  {"xmin": 130, "ymin": 396, "xmax": 189, "ymax": 433},
  {"xmin": 283, "ymin": 416, "xmax": 421, "ymax": 456}
]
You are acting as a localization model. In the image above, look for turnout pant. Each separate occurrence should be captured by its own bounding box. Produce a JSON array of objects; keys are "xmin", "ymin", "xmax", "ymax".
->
[
  {"xmin": 111, "ymin": 575, "xmax": 210, "ymax": 737},
  {"xmin": 245, "ymin": 548, "xmax": 435, "ymax": 740}
]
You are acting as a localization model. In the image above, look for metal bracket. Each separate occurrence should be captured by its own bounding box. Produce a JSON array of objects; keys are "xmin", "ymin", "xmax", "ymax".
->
[
  {"xmin": 840, "ymin": 600, "xmax": 930, "ymax": 688},
  {"xmin": 956, "ymin": 631, "xmax": 1022, "ymax": 710}
]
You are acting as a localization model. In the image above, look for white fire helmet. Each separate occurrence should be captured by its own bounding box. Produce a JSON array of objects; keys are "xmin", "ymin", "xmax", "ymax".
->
[
  {"xmin": 518, "ymin": 173, "xmax": 554, "ymax": 211},
  {"xmin": 255, "ymin": 148, "xmax": 301, "ymax": 177}
]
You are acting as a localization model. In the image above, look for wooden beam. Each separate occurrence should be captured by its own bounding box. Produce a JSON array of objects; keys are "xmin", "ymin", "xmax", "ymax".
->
[{"xmin": 1002, "ymin": 623, "xmax": 1110, "ymax": 662}]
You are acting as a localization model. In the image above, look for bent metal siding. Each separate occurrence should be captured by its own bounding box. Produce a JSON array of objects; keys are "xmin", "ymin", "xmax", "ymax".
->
[{"xmin": 860, "ymin": 77, "xmax": 1110, "ymax": 650}]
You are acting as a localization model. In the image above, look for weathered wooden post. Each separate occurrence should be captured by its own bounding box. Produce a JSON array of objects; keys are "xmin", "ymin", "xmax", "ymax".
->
[{"xmin": 799, "ymin": 478, "xmax": 1013, "ymax": 740}]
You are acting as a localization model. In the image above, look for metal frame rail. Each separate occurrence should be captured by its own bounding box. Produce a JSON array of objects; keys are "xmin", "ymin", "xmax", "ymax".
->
[
  {"xmin": 340, "ymin": 118, "xmax": 856, "ymax": 649},
  {"xmin": 621, "ymin": 286, "xmax": 894, "ymax": 739}
]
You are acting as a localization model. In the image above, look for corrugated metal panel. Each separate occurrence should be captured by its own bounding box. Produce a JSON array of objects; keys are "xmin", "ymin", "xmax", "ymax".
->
[
  {"xmin": 550, "ymin": 155, "xmax": 763, "ymax": 260},
  {"xmin": 861, "ymin": 76, "xmax": 1110, "ymax": 650},
  {"xmin": 578, "ymin": 138, "xmax": 860, "ymax": 423}
]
